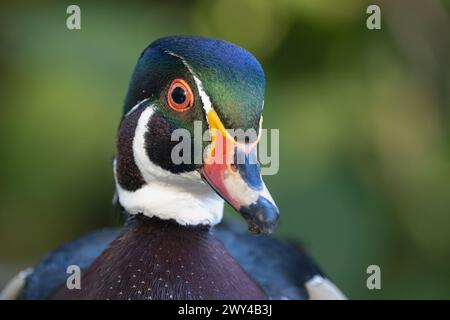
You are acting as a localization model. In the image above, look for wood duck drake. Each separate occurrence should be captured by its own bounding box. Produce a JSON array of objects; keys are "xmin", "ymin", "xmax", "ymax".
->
[{"xmin": 1, "ymin": 36, "xmax": 345, "ymax": 300}]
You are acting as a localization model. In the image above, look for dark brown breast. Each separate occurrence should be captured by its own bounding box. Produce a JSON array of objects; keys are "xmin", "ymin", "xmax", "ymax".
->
[{"xmin": 52, "ymin": 215, "xmax": 267, "ymax": 300}]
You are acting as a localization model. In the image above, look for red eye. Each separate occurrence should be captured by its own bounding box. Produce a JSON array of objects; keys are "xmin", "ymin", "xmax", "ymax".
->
[{"xmin": 167, "ymin": 79, "xmax": 194, "ymax": 112}]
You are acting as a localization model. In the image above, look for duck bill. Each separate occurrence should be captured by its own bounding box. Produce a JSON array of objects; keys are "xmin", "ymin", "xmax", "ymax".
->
[{"xmin": 200, "ymin": 109, "xmax": 279, "ymax": 235}]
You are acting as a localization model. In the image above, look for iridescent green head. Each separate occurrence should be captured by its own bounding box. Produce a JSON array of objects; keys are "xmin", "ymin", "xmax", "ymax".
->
[{"xmin": 116, "ymin": 36, "xmax": 278, "ymax": 234}]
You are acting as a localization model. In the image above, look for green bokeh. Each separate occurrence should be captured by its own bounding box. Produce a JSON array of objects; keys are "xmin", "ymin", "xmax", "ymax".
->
[{"xmin": 1, "ymin": 0, "xmax": 450, "ymax": 299}]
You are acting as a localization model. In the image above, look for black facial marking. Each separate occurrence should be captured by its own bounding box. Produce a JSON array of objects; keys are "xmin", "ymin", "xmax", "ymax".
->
[
  {"xmin": 145, "ymin": 111, "xmax": 198, "ymax": 173},
  {"xmin": 116, "ymin": 107, "xmax": 146, "ymax": 191}
]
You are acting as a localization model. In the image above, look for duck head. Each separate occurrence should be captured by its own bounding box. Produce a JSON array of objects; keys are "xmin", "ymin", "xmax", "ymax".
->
[{"xmin": 114, "ymin": 36, "xmax": 279, "ymax": 234}]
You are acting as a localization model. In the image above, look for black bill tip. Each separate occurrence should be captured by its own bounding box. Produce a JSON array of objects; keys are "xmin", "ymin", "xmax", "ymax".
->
[{"xmin": 239, "ymin": 196, "xmax": 280, "ymax": 235}]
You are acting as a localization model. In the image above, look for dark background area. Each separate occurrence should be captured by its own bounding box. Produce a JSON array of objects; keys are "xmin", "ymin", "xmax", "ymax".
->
[{"xmin": 1, "ymin": 0, "xmax": 450, "ymax": 298}]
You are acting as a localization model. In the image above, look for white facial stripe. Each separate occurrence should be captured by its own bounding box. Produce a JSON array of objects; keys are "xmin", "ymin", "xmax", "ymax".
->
[
  {"xmin": 125, "ymin": 98, "xmax": 150, "ymax": 118},
  {"xmin": 133, "ymin": 106, "xmax": 171, "ymax": 181},
  {"xmin": 115, "ymin": 104, "xmax": 224, "ymax": 226},
  {"xmin": 192, "ymin": 74, "xmax": 213, "ymax": 113},
  {"xmin": 165, "ymin": 50, "xmax": 213, "ymax": 115},
  {"xmin": 132, "ymin": 105, "xmax": 202, "ymax": 183}
]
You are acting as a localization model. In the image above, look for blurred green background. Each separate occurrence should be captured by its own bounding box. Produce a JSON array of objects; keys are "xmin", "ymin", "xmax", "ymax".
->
[{"xmin": 1, "ymin": 0, "xmax": 450, "ymax": 299}]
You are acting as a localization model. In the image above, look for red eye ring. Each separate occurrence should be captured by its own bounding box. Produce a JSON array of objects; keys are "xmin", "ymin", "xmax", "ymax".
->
[{"xmin": 167, "ymin": 79, "xmax": 194, "ymax": 112}]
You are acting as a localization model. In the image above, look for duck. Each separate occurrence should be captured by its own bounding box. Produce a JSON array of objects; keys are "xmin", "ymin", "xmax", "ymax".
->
[{"xmin": 1, "ymin": 36, "xmax": 345, "ymax": 300}]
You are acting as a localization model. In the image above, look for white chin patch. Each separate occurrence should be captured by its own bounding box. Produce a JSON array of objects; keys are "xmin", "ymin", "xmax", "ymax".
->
[
  {"xmin": 114, "ymin": 105, "xmax": 224, "ymax": 226},
  {"xmin": 114, "ymin": 176, "xmax": 224, "ymax": 226}
]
